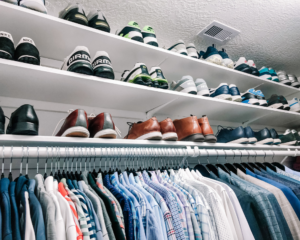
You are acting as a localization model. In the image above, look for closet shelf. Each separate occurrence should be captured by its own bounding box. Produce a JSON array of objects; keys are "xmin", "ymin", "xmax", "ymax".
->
[
  {"xmin": 0, "ymin": 59, "xmax": 300, "ymax": 129},
  {"xmin": 0, "ymin": 2, "xmax": 299, "ymax": 99}
]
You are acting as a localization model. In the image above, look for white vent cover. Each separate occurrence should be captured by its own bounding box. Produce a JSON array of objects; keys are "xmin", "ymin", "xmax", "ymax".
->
[{"xmin": 198, "ymin": 21, "xmax": 240, "ymax": 44}]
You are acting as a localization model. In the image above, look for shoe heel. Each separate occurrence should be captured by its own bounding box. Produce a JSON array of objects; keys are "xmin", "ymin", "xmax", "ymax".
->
[{"xmin": 10, "ymin": 122, "xmax": 38, "ymax": 135}]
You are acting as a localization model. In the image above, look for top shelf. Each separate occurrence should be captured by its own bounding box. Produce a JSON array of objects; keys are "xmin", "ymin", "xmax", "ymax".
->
[{"xmin": 0, "ymin": 2, "xmax": 299, "ymax": 99}]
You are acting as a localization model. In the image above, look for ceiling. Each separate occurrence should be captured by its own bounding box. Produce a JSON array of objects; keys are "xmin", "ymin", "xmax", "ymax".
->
[{"xmin": 46, "ymin": 0, "xmax": 300, "ymax": 76}]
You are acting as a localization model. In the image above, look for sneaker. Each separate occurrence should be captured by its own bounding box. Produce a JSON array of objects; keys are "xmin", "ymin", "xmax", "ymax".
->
[
  {"xmin": 234, "ymin": 57, "xmax": 252, "ymax": 73},
  {"xmin": 216, "ymin": 126, "xmax": 248, "ymax": 144},
  {"xmin": 254, "ymin": 128, "xmax": 273, "ymax": 145},
  {"xmin": 121, "ymin": 63, "xmax": 152, "ymax": 87},
  {"xmin": 259, "ymin": 66, "xmax": 272, "ymax": 80},
  {"xmin": 198, "ymin": 51, "xmax": 205, "ymax": 59},
  {"xmin": 277, "ymin": 70, "xmax": 292, "ymax": 85},
  {"xmin": 279, "ymin": 95, "xmax": 290, "ymax": 110},
  {"xmin": 19, "ymin": 0, "xmax": 47, "ymax": 13},
  {"xmin": 170, "ymin": 75, "xmax": 197, "ymax": 94},
  {"xmin": 0, "ymin": 31, "xmax": 14, "ymax": 60},
  {"xmin": 59, "ymin": 3, "xmax": 88, "ymax": 26},
  {"xmin": 91, "ymin": 51, "xmax": 114, "ymax": 79},
  {"xmin": 15, "ymin": 37, "xmax": 40, "ymax": 65},
  {"xmin": 291, "ymin": 130, "xmax": 300, "ymax": 144},
  {"xmin": 246, "ymin": 60, "xmax": 259, "ymax": 76},
  {"xmin": 142, "ymin": 26, "xmax": 158, "ymax": 47},
  {"xmin": 118, "ymin": 21, "xmax": 144, "ymax": 43},
  {"xmin": 186, "ymin": 43, "xmax": 198, "ymax": 58},
  {"xmin": 255, "ymin": 90, "xmax": 268, "ymax": 106},
  {"xmin": 279, "ymin": 129, "xmax": 297, "ymax": 145},
  {"xmin": 61, "ymin": 46, "xmax": 93, "ymax": 75},
  {"xmin": 288, "ymin": 98, "xmax": 300, "ymax": 112},
  {"xmin": 269, "ymin": 128, "xmax": 281, "ymax": 145},
  {"xmin": 149, "ymin": 67, "xmax": 168, "ymax": 89},
  {"xmin": 168, "ymin": 40, "xmax": 188, "ymax": 55},
  {"xmin": 209, "ymin": 83, "xmax": 232, "ymax": 100},
  {"xmin": 87, "ymin": 10, "xmax": 110, "ymax": 32},
  {"xmin": 218, "ymin": 49, "xmax": 234, "ymax": 68},
  {"xmin": 241, "ymin": 89, "xmax": 260, "ymax": 105},
  {"xmin": 2, "ymin": 0, "xmax": 17, "ymax": 5},
  {"xmin": 268, "ymin": 68, "xmax": 279, "ymax": 82},
  {"xmin": 244, "ymin": 126, "xmax": 257, "ymax": 144},
  {"xmin": 194, "ymin": 78, "xmax": 209, "ymax": 96},
  {"xmin": 288, "ymin": 74, "xmax": 300, "ymax": 88},
  {"xmin": 202, "ymin": 45, "xmax": 222, "ymax": 65},
  {"xmin": 267, "ymin": 94, "xmax": 284, "ymax": 109},
  {"xmin": 229, "ymin": 84, "xmax": 242, "ymax": 102}
]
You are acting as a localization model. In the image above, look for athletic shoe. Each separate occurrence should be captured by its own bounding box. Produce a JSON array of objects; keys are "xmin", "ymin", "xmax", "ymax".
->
[
  {"xmin": 246, "ymin": 60, "xmax": 259, "ymax": 76},
  {"xmin": 267, "ymin": 94, "xmax": 284, "ymax": 109},
  {"xmin": 288, "ymin": 98, "xmax": 300, "ymax": 112},
  {"xmin": 186, "ymin": 43, "xmax": 198, "ymax": 58},
  {"xmin": 61, "ymin": 46, "xmax": 93, "ymax": 75},
  {"xmin": 277, "ymin": 70, "xmax": 292, "ymax": 85},
  {"xmin": 118, "ymin": 21, "xmax": 143, "ymax": 43},
  {"xmin": 198, "ymin": 51, "xmax": 205, "ymax": 59},
  {"xmin": 255, "ymin": 90, "xmax": 268, "ymax": 106},
  {"xmin": 241, "ymin": 89, "xmax": 259, "ymax": 105},
  {"xmin": 209, "ymin": 83, "xmax": 232, "ymax": 100},
  {"xmin": 216, "ymin": 126, "xmax": 248, "ymax": 144},
  {"xmin": 292, "ymin": 130, "xmax": 300, "ymax": 144},
  {"xmin": 259, "ymin": 66, "xmax": 272, "ymax": 80},
  {"xmin": 244, "ymin": 126, "xmax": 257, "ymax": 144},
  {"xmin": 168, "ymin": 40, "xmax": 188, "ymax": 55},
  {"xmin": 170, "ymin": 75, "xmax": 197, "ymax": 94},
  {"xmin": 0, "ymin": 31, "xmax": 14, "ymax": 60},
  {"xmin": 142, "ymin": 26, "xmax": 158, "ymax": 47},
  {"xmin": 218, "ymin": 49, "xmax": 234, "ymax": 68},
  {"xmin": 121, "ymin": 63, "xmax": 152, "ymax": 86},
  {"xmin": 15, "ymin": 37, "xmax": 40, "ymax": 65},
  {"xmin": 269, "ymin": 68, "xmax": 279, "ymax": 82},
  {"xmin": 234, "ymin": 57, "xmax": 252, "ymax": 73},
  {"xmin": 194, "ymin": 78, "xmax": 209, "ymax": 96},
  {"xmin": 279, "ymin": 129, "xmax": 297, "ymax": 145},
  {"xmin": 149, "ymin": 67, "xmax": 168, "ymax": 89},
  {"xmin": 229, "ymin": 84, "xmax": 242, "ymax": 102},
  {"xmin": 59, "ymin": 3, "xmax": 88, "ymax": 26},
  {"xmin": 202, "ymin": 45, "xmax": 222, "ymax": 65},
  {"xmin": 269, "ymin": 128, "xmax": 281, "ymax": 145},
  {"xmin": 254, "ymin": 128, "xmax": 273, "ymax": 145},
  {"xmin": 280, "ymin": 95, "xmax": 290, "ymax": 110},
  {"xmin": 19, "ymin": 0, "xmax": 47, "ymax": 13},
  {"xmin": 91, "ymin": 51, "xmax": 114, "ymax": 79},
  {"xmin": 288, "ymin": 74, "xmax": 300, "ymax": 88},
  {"xmin": 87, "ymin": 10, "xmax": 110, "ymax": 32}
]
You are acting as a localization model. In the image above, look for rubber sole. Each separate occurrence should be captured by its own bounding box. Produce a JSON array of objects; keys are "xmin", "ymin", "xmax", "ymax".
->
[
  {"xmin": 197, "ymin": 89, "xmax": 210, "ymax": 96},
  {"xmin": 227, "ymin": 137, "xmax": 248, "ymax": 144},
  {"xmin": 272, "ymin": 139, "xmax": 281, "ymax": 145},
  {"xmin": 62, "ymin": 126, "xmax": 89, "ymax": 138},
  {"xmin": 213, "ymin": 94, "xmax": 232, "ymax": 100},
  {"xmin": 248, "ymin": 137, "xmax": 257, "ymax": 144},
  {"xmin": 68, "ymin": 62, "xmax": 93, "ymax": 75},
  {"xmin": 131, "ymin": 36, "xmax": 144, "ymax": 42},
  {"xmin": 204, "ymin": 134, "xmax": 217, "ymax": 143},
  {"xmin": 232, "ymin": 95, "xmax": 242, "ymax": 102},
  {"xmin": 290, "ymin": 106, "xmax": 300, "ymax": 112},
  {"xmin": 130, "ymin": 76, "xmax": 153, "ymax": 87},
  {"xmin": 181, "ymin": 133, "xmax": 204, "ymax": 142},
  {"xmin": 283, "ymin": 104, "xmax": 290, "ymax": 111},
  {"xmin": 7, "ymin": 122, "xmax": 38, "ymax": 135},
  {"xmin": 93, "ymin": 129, "xmax": 117, "ymax": 139},
  {"xmin": 18, "ymin": 56, "xmax": 39, "ymax": 65},
  {"xmin": 136, "ymin": 131, "xmax": 162, "ymax": 140},
  {"xmin": 292, "ymin": 82, "xmax": 300, "ymax": 88},
  {"xmin": 177, "ymin": 86, "xmax": 197, "ymax": 94},
  {"xmin": 269, "ymin": 103, "xmax": 284, "ymax": 109},
  {"xmin": 0, "ymin": 51, "xmax": 13, "ymax": 60},
  {"xmin": 94, "ymin": 67, "xmax": 115, "ymax": 79},
  {"xmin": 281, "ymin": 140, "xmax": 297, "ymax": 146},
  {"xmin": 280, "ymin": 80, "xmax": 292, "ymax": 85},
  {"xmin": 146, "ymin": 41, "xmax": 159, "ymax": 47},
  {"xmin": 204, "ymin": 54, "xmax": 223, "ymax": 65},
  {"xmin": 162, "ymin": 132, "xmax": 178, "ymax": 141},
  {"xmin": 256, "ymin": 138, "xmax": 274, "ymax": 145},
  {"xmin": 242, "ymin": 99, "xmax": 260, "ymax": 105}
]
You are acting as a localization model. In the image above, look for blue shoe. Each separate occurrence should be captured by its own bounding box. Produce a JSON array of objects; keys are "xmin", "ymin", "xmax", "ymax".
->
[
  {"xmin": 255, "ymin": 90, "xmax": 268, "ymax": 106},
  {"xmin": 269, "ymin": 128, "xmax": 281, "ymax": 145},
  {"xmin": 209, "ymin": 83, "xmax": 232, "ymax": 100},
  {"xmin": 198, "ymin": 50, "xmax": 205, "ymax": 59},
  {"xmin": 244, "ymin": 126, "xmax": 257, "ymax": 144},
  {"xmin": 259, "ymin": 66, "xmax": 272, "ymax": 80},
  {"xmin": 218, "ymin": 49, "xmax": 234, "ymax": 68},
  {"xmin": 216, "ymin": 126, "xmax": 248, "ymax": 144},
  {"xmin": 241, "ymin": 89, "xmax": 260, "ymax": 105},
  {"xmin": 268, "ymin": 68, "xmax": 279, "ymax": 82},
  {"xmin": 254, "ymin": 128, "xmax": 273, "ymax": 145},
  {"xmin": 202, "ymin": 45, "xmax": 222, "ymax": 65},
  {"xmin": 229, "ymin": 84, "xmax": 242, "ymax": 102}
]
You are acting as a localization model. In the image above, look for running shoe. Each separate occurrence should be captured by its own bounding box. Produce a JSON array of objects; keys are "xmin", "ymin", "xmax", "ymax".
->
[
  {"xmin": 246, "ymin": 60, "xmax": 259, "ymax": 76},
  {"xmin": 142, "ymin": 26, "xmax": 158, "ymax": 47},
  {"xmin": 118, "ymin": 21, "xmax": 143, "ymax": 42},
  {"xmin": 121, "ymin": 63, "xmax": 152, "ymax": 86},
  {"xmin": 279, "ymin": 95, "xmax": 290, "ymax": 110},
  {"xmin": 218, "ymin": 49, "xmax": 234, "ymax": 68},
  {"xmin": 59, "ymin": 3, "xmax": 88, "ymax": 26},
  {"xmin": 186, "ymin": 43, "xmax": 198, "ymax": 58},
  {"xmin": 229, "ymin": 84, "xmax": 242, "ymax": 102},
  {"xmin": 149, "ymin": 67, "xmax": 168, "ymax": 89},
  {"xmin": 279, "ymin": 129, "xmax": 297, "ymax": 146},
  {"xmin": 194, "ymin": 78, "xmax": 209, "ymax": 96},
  {"xmin": 168, "ymin": 40, "xmax": 188, "ymax": 55},
  {"xmin": 170, "ymin": 75, "xmax": 197, "ymax": 94},
  {"xmin": 15, "ymin": 37, "xmax": 40, "ymax": 65},
  {"xmin": 91, "ymin": 51, "xmax": 114, "ymax": 79},
  {"xmin": 216, "ymin": 126, "xmax": 248, "ymax": 144},
  {"xmin": 254, "ymin": 128, "xmax": 273, "ymax": 145},
  {"xmin": 244, "ymin": 126, "xmax": 257, "ymax": 144},
  {"xmin": 269, "ymin": 128, "xmax": 281, "ymax": 145},
  {"xmin": 288, "ymin": 98, "xmax": 300, "ymax": 112},
  {"xmin": 277, "ymin": 70, "xmax": 292, "ymax": 85},
  {"xmin": 234, "ymin": 57, "xmax": 252, "ymax": 73},
  {"xmin": 288, "ymin": 74, "xmax": 300, "ymax": 88},
  {"xmin": 19, "ymin": 0, "xmax": 47, "ymax": 13},
  {"xmin": 255, "ymin": 90, "xmax": 268, "ymax": 106},
  {"xmin": 87, "ymin": 10, "xmax": 110, "ymax": 32},
  {"xmin": 0, "ymin": 31, "xmax": 14, "ymax": 60},
  {"xmin": 267, "ymin": 94, "xmax": 285, "ymax": 109},
  {"xmin": 241, "ymin": 89, "xmax": 260, "ymax": 105},
  {"xmin": 269, "ymin": 68, "xmax": 279, "ymax": 82},
  {"xmin": 259, "ymin": 66, "xmax": 272, "ymax": 80},
  {"xmin": 202, "ymin": 44, "xmax": 222, "ymax": 65},
  {"xmin": 209, "ymin": 83, "xmax": 232, "ymax": 100}
]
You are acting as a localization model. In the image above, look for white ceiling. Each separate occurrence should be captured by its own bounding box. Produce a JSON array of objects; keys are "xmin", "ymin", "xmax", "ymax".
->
[{"xmin": 46, "ymin": 0, "xmax": 300, "ymax": 75}]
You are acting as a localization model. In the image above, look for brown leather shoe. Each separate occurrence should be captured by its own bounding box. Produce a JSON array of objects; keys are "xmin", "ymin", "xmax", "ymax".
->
[
  {"xmin": 88, "ymin": 112, "xmax": 117, "ymax": 138},
  {"xmin": 159, "ymin": 118, "xmax": 178, "ymax": 141},
  {"xmin": 173, "ymin": 116, "xmax": 204, "ymax": 142},
  {"xmin": 124, "ymin": 117, "xmax": 162, "ymax": 140},
  {"xmin": 55, "ymin": 109, "xmax": 89, "ymax": 137},
  {"xmin": 198, "ymin": 115, "xmax": 217, "ymax": 143}
]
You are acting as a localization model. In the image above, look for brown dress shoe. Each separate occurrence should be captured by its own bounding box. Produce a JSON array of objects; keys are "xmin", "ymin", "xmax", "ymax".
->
[
  {"xmin": 198, "ymin": 115, "xmax": 217, "ymax": 143},
  {"xmin": 88, "ymin": 112, "xmax": 117, "ymax": 138},
  {"xmin": 124, "ymin": 117, "xmax": 162, "ymax": 140},
  {"xmin": 173, "ymin": 116, "xmax": 204, "ymax": 142},
  {"xmin": 159, "ymin": 118, "xmax": 178, "ymax": 141},
  {"xmin": 55, "ymin": 109, "xmax": 89, "ymax": 137}
]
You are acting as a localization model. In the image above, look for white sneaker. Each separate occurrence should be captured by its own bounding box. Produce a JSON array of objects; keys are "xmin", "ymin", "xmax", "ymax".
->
[
  {"xmin": 91, "ymin": 51, "xmax": 115, "ymax": 79},
  {"xmin": 170, "ymin": 75, "xmax": 197, "ymax": 94},
  {"xmin": 121, "ymin": 63, "xmax": 152, "ymax": 86},
  {"xmin": 194, "ymin": 78, "xmax": 209, "ymax": 96},
  {"xmin": 186, "ymin": 43, "xmax": 198, "ymax": 58},
  {"xmin": 19, "ymin": 0, "xmax": 47, "ymax": 13},
  {"xmin": 234, "ymin": 57, "xmax": 252, "ymax": 73},
  {"xmin": 288, "ymin": 98, "xmax": 300, "ymax": 112},
  {"xmin": 288, "ymin": 74, "xmax": 300, "ymax": 88},
  {"xmin": 218, "ymin": 49, "xmax": 234, "ymax": 69},
  {"xmin": 168, "ymin": 40, "xmax": 188, "ymax": 56},
  {"xmin": 209, "ymin": 83, "xmax": 232, "ymax": 100}
]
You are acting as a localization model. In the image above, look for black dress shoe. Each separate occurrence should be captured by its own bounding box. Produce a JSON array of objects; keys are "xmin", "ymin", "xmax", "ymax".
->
[
  {"xmin": 0, "ymin": 107, "xmax": 5, "ymax": 134},
  {"xmin": 6, "ymin": 104, "xmax": 39, "ymax": 135}
]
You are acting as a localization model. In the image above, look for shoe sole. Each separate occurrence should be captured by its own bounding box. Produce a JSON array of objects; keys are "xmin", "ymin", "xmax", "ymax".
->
[
  {"xmin": 197, "ymin": 89, "xmax": 210, "ymax": 96},
  {"xmin": 227, "ymin": 138, "xmax": 248, "ymax": 144},
  {"xmin": 62, "ymin": 126, "xmax": 90, "ymax": 138},
  {"xmin": 204, "ymin": 54, "xmax": 223, "ymax": 65},
  {"xmin": 176, "ymin": 86, "xmax": 197, "ymax": 95},
  {"xmin": 242, "ymin": 98, "xmax": 260, "ymax": 105},
  {"xmin": 162, "ymin": 132, "xmax": 178, "ymax": 141},
  {"xmin": 8, "ymin": 122, "xmax": 38, "ymax": 135},
  {"xmin": 269, "ymin": 103, "xmax": 284, "ymax": 109},
  {"xmin": 136, "ymin": 131, "xmax": 162, "ymax": 140},
  {"xmin": 248, "ymin": 137, "xmax": 257, "ymax": 144},
  {"xmin": 256, "ymin": 138, "xmax": 274, "ymax": 145},
  {"xmin": 68, "ymin": 62, "xmax": 94, "ymax": 75},
  {"xmin": 18, "ymin": 56, "xmax": 39, "ymax": 65},
  {"xmin": 221, "ymin": 59, "xmax": 234, "ymax": 69},
  {"xmin": 280, "ymin": 80, "xmax": 292, "ymax": 85},
  {"xmin": 259, "ymin": 75, "xmax": 272, "ymax": 81},
  {"xmin": 93, "ymin": 129, "xmax": 117, "ymax": 139},
  {"xmin": 272, "ymin": 139, "xmax": 281, "ymax": 145},
  {"xmin": 292, "ymin": 82, "xmax": 300, "ymax": 88},
  {"xmin": 283, "ymin": 104, "xmax": 290, "ymax": 111},
  {"xmin": 281, "ymin": 140, "xmax": 297, "ymax": 145},
  {"xmin": 181, "ymin": 133, "xmax": 204, "ymax": 142},
  {"xmin": 0, "ymin": 51, "xmax": 13, "ymax": 60},
  {"xmin": 129, "ymin": 75, "xmax": 153, "ymax": 87},
  {"xmin": 20, "ymin": 0, "xmax": 47, "ymax": 13},
  {"xmin": 258, "ymin": 99, "xmax": 268, "ymax": 106},
  {"xmin": 204, "ymin": 134, "xmax": 217, "ymax": 143},
  {"xmin": 213, "ymin": 94, "xmax": 232, "ymax": 101},
  {"xmin": 231, "ymin": 95, "xmax": 242, "ymax": 102}
]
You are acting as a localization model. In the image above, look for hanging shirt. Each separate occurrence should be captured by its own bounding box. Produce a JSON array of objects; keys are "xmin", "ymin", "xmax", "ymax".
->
[
  {"xmin": 9, "ymin": 182, "xmax": 21, "ymax": 240},
  {"xmin": 266, "ymin": 167, "xmax": 300, "ymax": 185},
  {"xmin": 276, "ymin": 167, "xmax": 300, "ymax": 182},
  {"xmin": 284, "ymin": 166, "xmax": 300, "ymax": 177},
  {"xmin": 1, "ymin": 178, "xmax": 13, "ymax": 240}
]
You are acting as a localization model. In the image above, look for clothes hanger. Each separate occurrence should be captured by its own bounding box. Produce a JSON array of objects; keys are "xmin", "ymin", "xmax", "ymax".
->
[
  {"xmin": 254, "ymin": 151, "xmax": 267, "ymax": 170},
  {"xmin": 233, "ymin": 150, "xmax": 246, "ymax": 173},
  {"xmin": 53, "ymin": 147, "xmax": 60, "ymax": 181},
  {"xmin": 215, "ymin": 150, "xmax": 230, "ymax": 174},
  {"xmin": 262, "ymin": 151, "xmax": 276, "ymax": 171},
  {"xmin": 19, "ymin": 146, "xmax": 24, "ymax": 178},
  {"xmin": 205, "ymin": 149, "xmax": 219, "ymax": 176},
  {"xmin": 240, "ymin": 150, "xmax": 255, "ymax": 172},
  {"xmin": 25, "ymin": 146, "xmax": 29, "ymax": 179},
  {"xmin": 36, "ymin": 147, "xmax": 40, "ymax": 178},
  {"xmin": 44, "ymin": 147, "xmax": 49, "ymax": 180},
  {"xmin": 1, "ymin": 146, "xmax": 5, "ymax": 179},
  {"xmin": 271, "ymin": 150, "xmax": 286, "ymax": 170},
  {"xmin": 50, "ymin": 147, "xmax": 54, "ymax": 177},
  {"xmin": 74, "ymin": 147, "xmax": 81, "ymax": 180},
  {"xmin": 7, "ymin": 146, "xmax": 13, "ymax": 182},
  {"xmin": 92, "ymin": 147, "xmax": 98, "ymax": 178},
  {"xmin": 56, "ymin": 147, "xmax": 63, "ymax": 180},
  {"xmin": 224, "ymin": 149, "xmax": 237, "ymax": 174},
  {"xmin": 66, "ymin": 147, "xmax": 73, "ymax": 180},
  {"xmin": 98, "ymin": 147, "xmax": 104, "ymax": 176},
  {"xmin": 62, "ymin": 147, "xmax": 68, "ymax": 179},
  {"xmin": 194, "ymin": 149, "xmax": 211, "ymax": 177},
  {"xmin": 70, "ymin": 147, "xmax": 76, "ymax": 180},
  {"xmin": 248, "ymin": 151, "xmax": 261, "ymax": 171},
  {"xmin": 103, "ymin": 148, "xmax": 109, "ymax": 178}
]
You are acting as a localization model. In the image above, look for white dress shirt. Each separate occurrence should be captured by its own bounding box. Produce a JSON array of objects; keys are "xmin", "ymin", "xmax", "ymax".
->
[{"xmin": 20, "ymin": 191, "xmax": 36, "ymax": 240}]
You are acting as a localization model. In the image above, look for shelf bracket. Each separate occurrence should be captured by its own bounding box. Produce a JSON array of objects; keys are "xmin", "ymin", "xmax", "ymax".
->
[
  {"xmin": 242, "ymin": 113, "xmax": 270, "ymax": 126},
  {"xmin": 145, "ymin": 98, "xmax": 178, "ymax": 119}
]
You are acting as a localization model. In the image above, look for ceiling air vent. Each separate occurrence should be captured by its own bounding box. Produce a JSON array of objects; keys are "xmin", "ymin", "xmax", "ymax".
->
[{"xmin": 198, "ymin": 21, "xmax": 240, "ymax": 44}]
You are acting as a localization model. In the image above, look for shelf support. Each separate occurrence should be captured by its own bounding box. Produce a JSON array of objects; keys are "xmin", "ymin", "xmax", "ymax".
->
[
  {"xmin": 242, "ymin": 113, "xmax": 270, "ymax": 126},
  {"xmin": 145, "ymin": 98, "xmax": 178, "ymax": 119}
]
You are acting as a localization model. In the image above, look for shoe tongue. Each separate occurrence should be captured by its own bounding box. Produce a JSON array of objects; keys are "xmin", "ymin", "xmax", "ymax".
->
[
  {"xmin": 284, "ymin": 129, "xmax": 291, "ymax": 135},
  {"xmin": 136, "ymin": 63, "xmax": 150, "ymax": 75},
  {"xmin": 142, "ymin": 25, "xmax": 155, "ymax": 34},
  {"xmin": 128, "ymin": 21, "xmax": 140, "ymax": 29},
  {"xmin": 76, "ymin": 4, "xmax": 85, "ymax": 15}
]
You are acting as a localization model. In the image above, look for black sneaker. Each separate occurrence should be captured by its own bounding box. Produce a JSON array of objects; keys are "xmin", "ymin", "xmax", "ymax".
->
[
  {"xmin": 269, "ymin": 128, "xmax": 281, "ymax": 145},
  {"xmin": 6, "ymin": 104, "xmax": 39, "ymax": 135},
  {"xmin": 121, "ymin": 63, "xmax": 152, "ymax": 87},
  {"xmin": 254, "ymin": 128, "xmax": 273, "ymax": 145},
  {"xmin": 91, "ymin": 51, "xmax": 114, "ymax": 79},
  {"xmin": 118, "ymin": 21, "xmax": 144, "ymax": 43},
  {"xmin": 59, "ymin": 3, "xmax": 88, "ymax": 26},
  {"xmin": 279, "ymin": 129, "xmax": 297, "ymax": 145},
  {"xmin": 268, "ymin": 94, "xmax": 284, "ymax": 109},
  {"xmin": 15, "ymin": 37, "xmax": 40, "ymax": 65},
  {"xmin": 0, "ymin": 107, "xmax": 5, "ymax": 134},
  {"xmin": 280, "ymin": 95, "xmax": 290, "ymax": 110},
  {"xmin": 61, "ymin": 46, "xmax": 93, "ymax": 75},
  {"xmin": 0, "ymin": 32, "xmax": 14, "ymax": 60},
  {"xmin": 291, "ymin": 130, "xmax": 300, "ymax": 144},
  {"xmin": 142, "ymin": 26, "xmax": 158, "ymax": 47},
  {"xmin": 149, "ymin": 67, "xmax": 168, "ymax": 89},
  {"xmin": 87, "ymin": 10, "xmax": 110, "ymax": 33}
]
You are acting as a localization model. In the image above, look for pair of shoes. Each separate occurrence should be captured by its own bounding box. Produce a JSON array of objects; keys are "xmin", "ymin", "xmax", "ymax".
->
[
  {"xmin": 124, "ymin": 117, "xmax": 178, "ymax": 141},
  {"xmin": 288, "ymin": 98, "xmax": 300, "ymax": 112},
  {"xmin": 241, "ymin": 89, "xmax": 267, "ymax": 106},
  {"xmin": 168, "ymin": 40, "xmax": 198, "ymax": 58},
  {"xmin": 234, "ymin": 57, "xmax": 259, "ymax": 76},
  {"xmin": 199, "ymin": 45, "xmax": 234, "ymax": 68},
  {"xmin": 59, "ymin": 4, "xmax": 110, "ymax": 32},
  {"xmin": 170, "ymin": 76, "xmax": 209, "ymax": 96},
  {"xmin": 287, "ymin": 74, "xmax": 300, "ymax": 88},
  {"xmin": 258, "ymin": 67, "xmax": 279, "ymax": 81},
  {"xmin": 277, "ymin": 71, "xmax": 292, "ymax": 86},
  {"xmin": 0, "ymin": 105, "xmax": 39, "ymax": 135},
  {"xmin": 118, "ymin": 22, "xmax": 158, "ymax": 46},
  {"xmin": 0, "ymin": 32, "xmax": 40, "ymax": 65},
  {"xmin": 2, "ymin": 0, "xmax": 47, "ymax": 13},
  {"xmin": 61, "ymin": 46, "xmax": 115, "ymax": 79},
  {"xmin": 268, "ymin": 94, "xmax": 290, "ymax": 110},
  {"xmin": 54, "ymin": 109, "xmax": 120, "ymax": 138},
  {"xmin": 209, "ymin": 83, "xmax": 242, "ymax": 102},
  {"xmin": 279, "ymin": 129, "xmax": 300, "ymax": 145},
  {"xmin": 254, "ymin": 128, "xmax": 281, "ymax": 145},
  {"xmin": 121, "ymin": 63, "xmax": 168, "ymax": 89}
]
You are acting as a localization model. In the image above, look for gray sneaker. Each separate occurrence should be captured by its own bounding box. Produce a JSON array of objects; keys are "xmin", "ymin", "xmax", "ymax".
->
[
  {"xmin": 194, "ymin": 78, "xmax": 209, "ymax": 96},
  {"xmin": 288, "ymin": 74, "xmax": 300, "ymax": 88},
  {"xmin": 277, "ymin": 70, "xmax": 292, "ymax": 85},
  {"xmin": 170, "ymin": 75, "xmax": 197, "ymax": 94}
]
